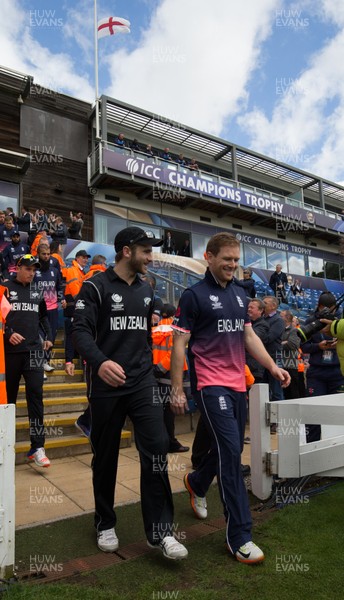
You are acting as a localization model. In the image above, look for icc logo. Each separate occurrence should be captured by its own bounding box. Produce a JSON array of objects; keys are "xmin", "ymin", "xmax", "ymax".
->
[{"xmin": 126, "ymin": 158, "xmax": 140, "ymax": 174}]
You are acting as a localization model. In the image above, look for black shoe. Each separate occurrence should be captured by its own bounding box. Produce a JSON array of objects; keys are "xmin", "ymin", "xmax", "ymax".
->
[
  {"xmin": 241, "ymin": 464, "xmax": 251, "ymax": 476},
  {"xmin": 169, "ymin": 445, "xmax": 190, "ymax": 453}
]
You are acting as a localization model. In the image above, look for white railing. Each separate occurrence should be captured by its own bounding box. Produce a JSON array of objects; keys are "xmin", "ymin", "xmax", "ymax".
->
[
  {"xmin": 0, "ymin": 404, "xmax": 15, "ymax": 580},
  {"xmin": 250, "ymin": 384, "xmax": 344, "ymax": 500}
]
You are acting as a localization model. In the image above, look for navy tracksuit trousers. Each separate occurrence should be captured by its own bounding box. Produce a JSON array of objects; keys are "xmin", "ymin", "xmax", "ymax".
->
[{"xmin": 187, "ymin": 386, "xmax": 252, "ymax": 553}]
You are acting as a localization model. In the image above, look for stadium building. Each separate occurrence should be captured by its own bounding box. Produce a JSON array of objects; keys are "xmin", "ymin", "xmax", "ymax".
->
[{"xmin": 1, "ymin": 64, "xmax": 344, "ymax": 306}]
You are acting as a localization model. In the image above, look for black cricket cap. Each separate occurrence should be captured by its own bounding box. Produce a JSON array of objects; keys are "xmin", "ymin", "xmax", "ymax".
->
[
  {"xmin": 16, "ymin": 254, "xmax": 40, "ymax": 267},
  {"xmin": 114, "ymin": 227, "xmax": 163, "ymax": 252},
  {"xmin": 75, "ymin": 250, "xmax": 91, "ymax": 258}
]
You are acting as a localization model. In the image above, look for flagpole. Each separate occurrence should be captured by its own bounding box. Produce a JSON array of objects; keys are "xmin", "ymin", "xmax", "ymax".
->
[{"xmin": 94, "ymin": 0, "xmax": 100, "ymax": 139}]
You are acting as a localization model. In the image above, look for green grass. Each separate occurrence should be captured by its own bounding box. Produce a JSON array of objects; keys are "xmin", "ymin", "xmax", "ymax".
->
[{"xmin": 4, "ymin": 481, "xmax": 344, "ymax": 600}]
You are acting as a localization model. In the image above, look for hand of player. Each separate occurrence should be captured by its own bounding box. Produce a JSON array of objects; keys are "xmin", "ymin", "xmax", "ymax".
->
[
  {"xmin": 170, "ymin": 389, "xmax": 189, "ymax": 415},
  {"xmin": 9, "ymin": 332, "xmax": 25, "ymax": 345},
  {"xmin": 65, "ymin": 362, "xmax": 75, "ymax": 376},
  {"xmin": 98, "ymin": 360, "xmax": 126, "ymax": 387},
  {"xmin": 269, "ymin": 365, "xmax": 291, "ymax": 388},
  {"xmin": 43, "ymin": 340, "xmax": 53, "ymax": 351}
]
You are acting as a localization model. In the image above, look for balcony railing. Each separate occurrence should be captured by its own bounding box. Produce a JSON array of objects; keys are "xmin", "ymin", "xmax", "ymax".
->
[{"xmin": 88, "ymin": 141, "xmax": 344, "ymax": 224}]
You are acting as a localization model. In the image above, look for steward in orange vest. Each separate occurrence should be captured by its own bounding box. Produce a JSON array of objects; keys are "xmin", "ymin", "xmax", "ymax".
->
[
  {"xmin": 62, "ymin": 250, "xmax": 90, "ymax": 371},
  {"xmin": 152, "ymin": 304, "xmax": 189, "ymax": 453}
]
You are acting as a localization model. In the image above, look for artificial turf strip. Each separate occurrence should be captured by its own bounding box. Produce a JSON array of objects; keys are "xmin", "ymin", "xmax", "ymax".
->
[{"xmin": 8, "ymin": 481, "xmax": 344, "ymax": 600}]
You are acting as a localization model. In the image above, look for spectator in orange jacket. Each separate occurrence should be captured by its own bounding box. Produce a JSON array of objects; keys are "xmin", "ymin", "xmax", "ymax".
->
[
  {"xmin": 83, "ymin": 255, "xmax": 107, "ymax": 280},
  {"xmin": 62, "ymin": 250, "xmax": 90, "ymax": 376}
]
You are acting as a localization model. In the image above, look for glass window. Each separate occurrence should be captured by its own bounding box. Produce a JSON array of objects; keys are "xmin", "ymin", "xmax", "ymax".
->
[
  {"xmin": 325, "ymin": 261, "xmax": 340, "ymax": 281},
  {"xmin": 243, "ymin": 244, "xmax": 266, "ymax": 268},
  {"xmin": 309, "ymin": 256, "xmax": 324, "ymax": 278},
  {"xmin": 287, "ymin": 252, "xmax": 305, "ymax": 275},
  {"xmin": 94, "ymin": 214, "xmax": 125, "ymax": 244},
  {"xmin": 192, "ymin": 233, "xmax": 211, "ymax": 259},
  {"xmin": 0, "ymin": 181, "xmax": 19, "ymax": 214},
  {"xmin": 266, "ymin": 250, "xmax": 287, "ymax": 271}
]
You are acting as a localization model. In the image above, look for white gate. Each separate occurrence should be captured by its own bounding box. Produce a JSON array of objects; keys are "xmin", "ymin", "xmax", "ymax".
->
[
  {"xmin": 249, "ymin": 384, "xmax": 344, "ymax": 500},
  {"xmin": 0, "ymin": 404, "xmax": 15, "ymax": 580}
]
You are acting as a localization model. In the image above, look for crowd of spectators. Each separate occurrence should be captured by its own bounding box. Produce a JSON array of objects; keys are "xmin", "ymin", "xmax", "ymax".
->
[
  {"xmin": 112, "ymin": 132, "xmax": 200, "ymax": 171},
  {"xmin": 0, "ymin": 206, "xmax": 84, "ymax": 277}
]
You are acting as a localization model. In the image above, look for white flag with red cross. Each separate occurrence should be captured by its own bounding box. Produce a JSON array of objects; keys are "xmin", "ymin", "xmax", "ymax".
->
[{"xmin": 97, "ymin": 16, "xmax": 130, "ymax": 39}]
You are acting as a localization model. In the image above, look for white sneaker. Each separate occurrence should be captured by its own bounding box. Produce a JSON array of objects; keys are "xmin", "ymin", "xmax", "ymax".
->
[
  {"xmin": 43, "ymin": 363, "xmax": 55, "ymax": 372},
  {"xmin": 43, "ymin": 374, "xmax": 48, "ymax": 381},
  {"xmin": 147, "ymin": 536, "xmax": 188, "ymax": 560},
  {"xmin": 235, "ymin": 541, "xmax": 265, "ymax": 564},
  {"xmin": 97, "ymin": 528, "xmax": 119, "ymax": 552},
  {"xmin": 27, "ymin": 447, "xmax": 51, "ymax": 468},
  {"xmin": 184, "ymin": 473, "xmax": 207, "ymax": 519}
]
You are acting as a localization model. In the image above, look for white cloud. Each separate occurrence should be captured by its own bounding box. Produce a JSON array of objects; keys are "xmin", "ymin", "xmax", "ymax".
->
[
  {"xmin": 237, "ymin": 0, "xmax": 344, "ymax": 182},
  {"xmin": 103, "ymin": 0, "xmax": 280, "ymax": 134},
  {"xmin": 0, "ymin": 0, "xmax": 93, "ymax": 101}
]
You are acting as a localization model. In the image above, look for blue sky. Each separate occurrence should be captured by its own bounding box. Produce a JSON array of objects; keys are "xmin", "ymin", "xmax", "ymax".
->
[{"xmin": 2, "ymin": 0, "xmax": 344, "ymax": 184}]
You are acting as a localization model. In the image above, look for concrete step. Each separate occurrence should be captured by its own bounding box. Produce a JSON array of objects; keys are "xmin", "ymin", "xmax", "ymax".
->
[
  {"xmin": 15, "ymin": 430, "xmax": 132, "ymax": 464},
  {"xmin": 15, "ymin": 411, "xmax": 88, "ymax": 442},
  {"xmin": 16, "ymin": 396, "xmax": 88, "ymax": 417},
  {"xmin": 19, "ymin": 370, "xmax": 84, "ymax": 386},
  {"xmin": 18, "ymin": 381, "xmax": 87, "ymax": 400}
]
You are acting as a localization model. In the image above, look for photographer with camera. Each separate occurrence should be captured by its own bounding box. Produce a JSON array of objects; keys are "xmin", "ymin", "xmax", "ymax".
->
[
  {"xmin": 319, "ymin": 317, "xmax": 344, "ymax": 376},
  {"xmin": 300, "ymin": 292, "xmax": 344, "ymax": 443}
]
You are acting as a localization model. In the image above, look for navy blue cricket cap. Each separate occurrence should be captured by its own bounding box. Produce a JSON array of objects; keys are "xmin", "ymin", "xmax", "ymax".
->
[{"xmin": 114, "ymin": 227, "xmax": 163, "ymax": 252}]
